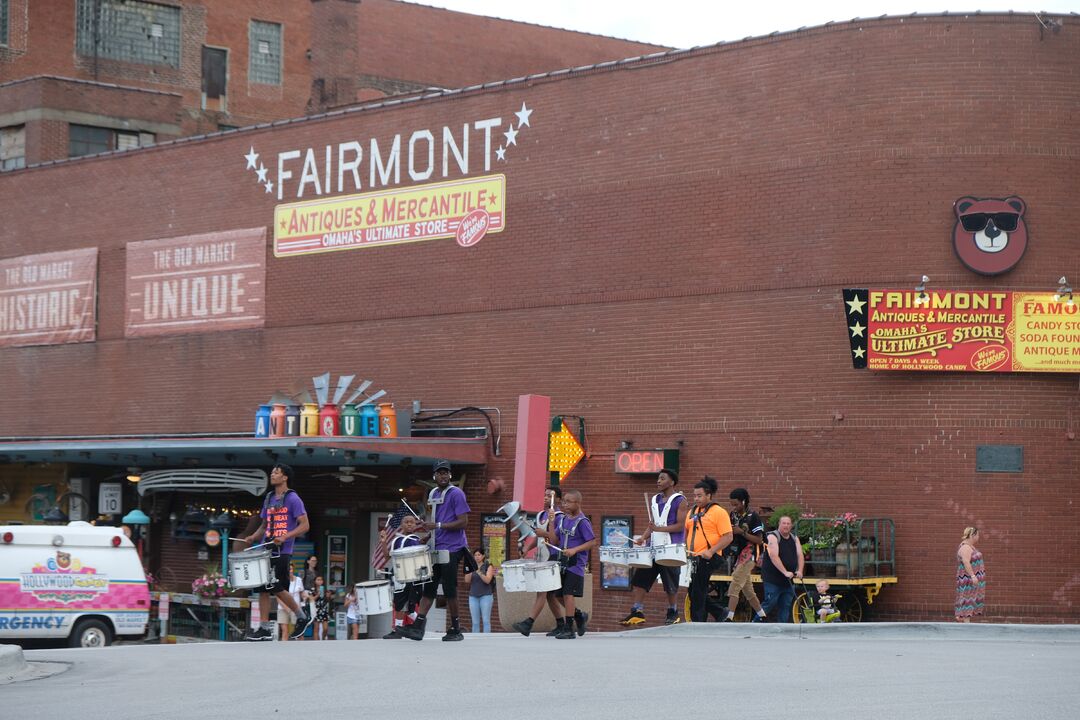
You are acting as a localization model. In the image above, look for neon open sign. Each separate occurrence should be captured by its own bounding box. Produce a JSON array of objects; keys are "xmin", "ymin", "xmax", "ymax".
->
[{"xmin": 613, "ymin": 449, "xmax": 679, "ymax": 475}]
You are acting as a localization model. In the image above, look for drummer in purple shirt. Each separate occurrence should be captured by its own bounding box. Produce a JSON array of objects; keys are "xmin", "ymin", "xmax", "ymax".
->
[
  {"xmin": 514, "ymin": 489, "xmax": 597, "ymax": 639},
  {"xmin": 400, "ymin": 459, "xmax": 470, "ymax": 642},
  {"xmin": 240, "ymin": 463, "xmax": 313, "ymax": 641}
]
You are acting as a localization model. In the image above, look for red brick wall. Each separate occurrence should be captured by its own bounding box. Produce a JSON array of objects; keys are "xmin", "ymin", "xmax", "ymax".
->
[{"xmin": 1, "ymin": 15, "xmax": 1078, "ymax": 624}]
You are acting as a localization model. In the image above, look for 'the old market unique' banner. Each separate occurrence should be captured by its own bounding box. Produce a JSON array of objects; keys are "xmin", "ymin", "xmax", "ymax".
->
[
  {"xmin": 273, "ymin": 174, "xmax": 505, "ymax": 257},
  {"xmin": 125, "ymin": 228, "xmax": 266, "ymax": 338},
  {"xmin": 0, "ymin": 248, "xmax": 98, "ymax": 348},
  {"xmin": 843, "ymin": 289, "xmax": 1080, "ymax": 373}
]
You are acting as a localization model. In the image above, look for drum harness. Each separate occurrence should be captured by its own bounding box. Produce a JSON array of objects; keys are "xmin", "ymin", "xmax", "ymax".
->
[
  {"xmin": 650, "ymin": 491, "xmax": 684, "ymax": 546},
  {"xmin": 533, "ymin": 508, "xmax": 563, "ymax": 562},
  {"xmin": 427, "ymin": 486, "xmax": 461, "ymax": 564},
  {"xmin": 555, "ymin": 514, "xmax": 588, "ymax": 574}
]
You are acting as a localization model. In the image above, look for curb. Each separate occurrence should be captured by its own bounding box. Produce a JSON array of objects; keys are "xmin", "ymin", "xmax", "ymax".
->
[
  {"xmin": 0, "ymin": 645, "xmax": 28, "ymax": 680},
  {"xmin": 616, "ymin": 622, "xmax": 1080, "ymax": 641},
  {"xmin": 0, "ymin": 645, "xmax": 70, "ymax": 685}
]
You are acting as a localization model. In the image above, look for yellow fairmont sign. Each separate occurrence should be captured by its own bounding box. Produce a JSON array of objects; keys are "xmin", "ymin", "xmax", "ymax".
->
[
  {"xmin": 273, "ymin": 174, "xmax": 506, "ymax": 257},
  {"xmin": 548, "ymin": 421, "xmax": 585, "ymax": 482}
]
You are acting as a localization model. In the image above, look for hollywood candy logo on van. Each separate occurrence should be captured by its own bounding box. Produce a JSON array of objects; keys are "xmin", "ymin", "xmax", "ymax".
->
[{"xmin": 20, "ymin": 551, "xmax": 109, "ymax": 604}]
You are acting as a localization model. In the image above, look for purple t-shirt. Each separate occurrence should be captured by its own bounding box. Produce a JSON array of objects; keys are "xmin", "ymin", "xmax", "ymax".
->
[
  {"xmin": 654, "ymin": 493, "xmax": 686, "ymax": 544},
  {"xmin": 261, "ymin": 490, "xmax": 307, "ymax": 555},
  {"xmin": 555, "ymin": 513, "xmax": 595, "ymax": 577},
  {"xmin": 430, "ymin": 486, "xmax": 470, "ymax": 551}
]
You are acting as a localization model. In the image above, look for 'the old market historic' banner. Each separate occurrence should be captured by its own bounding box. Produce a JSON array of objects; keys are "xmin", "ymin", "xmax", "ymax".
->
[
  {"xmin": 273, "ymin": 174, "xmax": 505, "ymax": 257},
  {"xmin": 843, "ymin": 289, "xmax": 1080, "ymax": 373},
  {"xmin": 125, "ymin": 228, "xmax": 266, "ymax": 338},
  {"xmin": 0, "ymin": 248, "xmax": 98, "ymax": 348}
]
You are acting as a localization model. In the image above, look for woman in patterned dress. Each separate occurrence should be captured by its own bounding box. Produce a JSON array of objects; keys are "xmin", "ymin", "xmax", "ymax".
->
[
  {"xmin": 312, "ymin": 575, "xmax": 332, "ymax": 640},
  {"xmin": 955, "ymin": 527, "xmax": 986, "ymax": 622}
]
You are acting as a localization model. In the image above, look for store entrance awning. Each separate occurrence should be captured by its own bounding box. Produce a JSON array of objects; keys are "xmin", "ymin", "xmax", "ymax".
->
[{"xmin": 0, "ymin": 435, "xmax": 490, "ymax": 469}]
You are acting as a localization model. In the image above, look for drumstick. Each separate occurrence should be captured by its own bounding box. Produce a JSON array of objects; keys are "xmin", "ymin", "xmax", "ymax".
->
[{"xmin": 400, "ymin": 498, "xmax": 422, "ymax": 520}]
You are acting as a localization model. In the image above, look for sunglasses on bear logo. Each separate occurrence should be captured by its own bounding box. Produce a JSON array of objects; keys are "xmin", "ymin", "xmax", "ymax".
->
[{"xmin": 959, "ymin": 212, "xmax": 1020, "ymax": 233}]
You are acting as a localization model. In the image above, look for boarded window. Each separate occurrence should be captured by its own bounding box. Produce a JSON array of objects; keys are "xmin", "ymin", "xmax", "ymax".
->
[
  {"xmin": 69, "ymin": 124, "xmax": 154, "ymax": 157},
  {"xmin": 202, "ymin": 47, "xmax": 227, "ymax": 98},
  {"xmin": 76, "ymin": 0, "xmax": 181, "ymax": 68},
  {"xmin": 1, "ymin": 0, "xmax": 8, "ymax": 47},
  {"xmin": 0, "ymin": 125, "xmax": 25, "ymax": 171},
  {"xmin": 248, "ymin": 20, "xmax": 282, "ymax": 85}
]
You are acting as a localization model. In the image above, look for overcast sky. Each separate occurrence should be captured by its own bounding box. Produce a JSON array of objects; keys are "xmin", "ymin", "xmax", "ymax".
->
[{"xmin": 413, "ymin": 1, "xmax": 1077, "ymax": 48}]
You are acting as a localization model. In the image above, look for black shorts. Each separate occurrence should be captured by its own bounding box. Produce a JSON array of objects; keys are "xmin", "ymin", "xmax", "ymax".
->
[
  {"xmin": 555, "ymin": 571, "xmax": 585, "ymax": 598},
  {"xmin": 393, "ymin": 582, "xmax": 422, "ymax": 612},
  {"xmin": 631, "ymin": 562, "xmax": 681, "ymax": 595},
  {"xmin": 263, "ymin": 553, "xmax": 291, "ymax": 594},
  {"xmin": 421, "ymin": 549, "xmax": 464, "ymax": 599}
]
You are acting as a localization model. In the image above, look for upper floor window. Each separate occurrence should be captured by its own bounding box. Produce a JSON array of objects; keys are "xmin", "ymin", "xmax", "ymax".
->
[
  {"xmin": 69, "ymin": 124, "xmax": 154, "ymax": 158},
  {"xmin": 0, "ymin": 125, "xmax": 25, "ymax": 171},
  {"xmin": 248, "ymin": 20, "xmax": 282, "ymax": 85},
  {"xmin": 76, "ymin": 0, "xmax": 181, "ymax": 68},
  {"xmin": 1, "ymin": 0, "xmax": 9, "ymax": 47}
]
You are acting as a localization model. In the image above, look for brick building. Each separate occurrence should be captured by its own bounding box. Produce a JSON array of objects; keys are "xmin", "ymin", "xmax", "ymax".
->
[
  {"xmin": 0, "ymin": 0, "xmax": 663, "ymax": 167},
  {"xmin": 1, "ymin": 13, "xmax": 1078, "ymax": 631}
]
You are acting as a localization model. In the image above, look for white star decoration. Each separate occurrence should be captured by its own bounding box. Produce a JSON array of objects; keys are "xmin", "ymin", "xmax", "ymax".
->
[
  {"xmin": 244, "ymin": 147, "xmax": 259, "ymax": 170},
  {"xmin": 515, "ymin": 102, "xmax": 533, "ymax": 127},
  {"xmin": 264, "ymin": 181, "xmax": 274, "ymax": 194},
  {"xmin": 849, "ymin": 321, "xmax": 866, "ymax": 338},
  {"xmin": 496, "ymin": 146, "xmax": 506, "ymax": 161},
  {"xmin": 256, "ymin": 164, "xmax": 268, "ymax": 183},
  {"xmin": 503, "ymin": 125, "xmax": 518, "ymax": 147}
]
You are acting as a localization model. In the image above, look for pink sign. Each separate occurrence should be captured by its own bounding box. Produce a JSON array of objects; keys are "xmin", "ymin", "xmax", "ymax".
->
[
  {"xmin": 0, "ymin": 248, "xmax": 98, "ymax": 348},
  {"xmin": 125, "ymin": 228, "xmax": 266, "ymax": 338}
]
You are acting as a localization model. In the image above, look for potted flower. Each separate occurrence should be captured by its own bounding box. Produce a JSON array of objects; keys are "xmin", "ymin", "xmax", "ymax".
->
[{"xmin": 192, "ymin": 566, "xmax": 233, "ymax": 600}]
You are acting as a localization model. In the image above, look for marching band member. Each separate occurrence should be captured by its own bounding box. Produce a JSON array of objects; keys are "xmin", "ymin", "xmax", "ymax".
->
[
  {"xmin": 514, "ymin": 489, "xmax": 597, "ymax": 639},
  {"xmin": 620, "ymin": 469, "xmax": 688, "ymax": 626},
  {"xmin": 513, "ymin": 486, "xmax": 569, "ymax": 637},
  {"xmin": 401, "ymin": 460, "xmax": 470, "ymax": 642},
  {"xmin": 683, "ymin": 476, "xmax": 732, "ymax": 622},
  {"xmin": 383, "ymin": 515, "xmax": 426, "ymax": 639}
]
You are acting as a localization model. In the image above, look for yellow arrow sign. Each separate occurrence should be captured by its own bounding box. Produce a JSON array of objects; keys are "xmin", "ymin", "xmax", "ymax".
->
[{"xmin": 547, "ymin": 421, "xmax": 585, "ymax": 481}]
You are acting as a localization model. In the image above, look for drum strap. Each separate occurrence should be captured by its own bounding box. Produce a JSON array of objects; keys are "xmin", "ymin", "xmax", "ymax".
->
[
  {"xmin": 652, "ymin": 492, "xmax": 683, "ymax": 527},
  {"xmin": 689, "ymin": 503, "xmax": 718, "ymax": 554},
  {"xmin": 392, "ymin": 534, "xmax": 421, "ymax": 551}
]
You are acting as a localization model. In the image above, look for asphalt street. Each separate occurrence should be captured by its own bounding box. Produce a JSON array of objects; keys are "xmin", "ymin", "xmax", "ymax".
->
[{"xmin": 6, "ymin": 624, "xmax": 1079, "ymax": 719}]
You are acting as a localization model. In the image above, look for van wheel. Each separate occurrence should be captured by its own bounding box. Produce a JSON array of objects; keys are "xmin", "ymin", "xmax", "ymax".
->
[{"xmin": 69, "ymin": 619, "xmax": 113, "ymax": 648}]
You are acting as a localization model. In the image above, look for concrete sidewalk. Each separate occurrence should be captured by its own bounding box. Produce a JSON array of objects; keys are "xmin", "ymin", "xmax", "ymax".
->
[{"xmin": 622, "ymin": 621, "xmax": 1080, "ymax": 641}]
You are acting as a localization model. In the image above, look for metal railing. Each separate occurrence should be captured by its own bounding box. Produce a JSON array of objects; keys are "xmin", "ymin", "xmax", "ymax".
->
[{"xmin": 792, "ymin": 517, "xmax": 896, "ymax": 579}]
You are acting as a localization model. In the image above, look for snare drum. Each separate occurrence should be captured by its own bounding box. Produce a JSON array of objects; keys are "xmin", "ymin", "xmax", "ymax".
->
[
  {"xmin": 524, "ymin": 561, "xmax": 562, "ymax": 592},
  {"xmin": 228, "ymin": 547, "xmax": 272, "ymax": 589},
  {"xmin": 355, "ymin": 580, "xmax": 393, "ymax": 615},
  {"xmin": 652, "ymin": 543, "xmax": 687, "ymax": 567},
  {"xmin": 599, "ymin": 546, "xmax": 624, "ymax": 565},
  {"xmin": 606, "ymin": 547, "xmax": 630, "ymax": 567},
  {"xmin": 390, "ymin": 545, "xmax": 434, "ymax": 583},
  {"xmin": 627, "ymin": 545, "xmax": 654, "ymax": 569},
  {"xmin": 501, "ymin": 559, "xmax": 530, "ymax": 593}
]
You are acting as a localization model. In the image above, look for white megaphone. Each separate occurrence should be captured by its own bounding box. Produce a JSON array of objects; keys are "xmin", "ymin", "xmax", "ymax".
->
[{"xmin": 497, "ymin": 501, "xmax": 535, "ymax": 539}]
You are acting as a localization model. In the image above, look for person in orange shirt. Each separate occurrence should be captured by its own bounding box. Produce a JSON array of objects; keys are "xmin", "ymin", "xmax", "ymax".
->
[{"xmin": 683, "ymin": 476, "xmax": 733, "ymax": 622}]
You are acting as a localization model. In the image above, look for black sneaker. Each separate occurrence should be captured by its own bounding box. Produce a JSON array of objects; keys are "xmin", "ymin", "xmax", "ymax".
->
[
  {"xmin": 545, "ymin": 622, "xmax": 566, "ymax": 637},
  {"xmin": 290, "ymin": 612, "xmax": 314, "ymax": 640},
  {"xmin": 751, "ymin": 614, "xmax": 765, "ymax": 623},
  {"xmin": 665, "ymin": 608, "xmax": 682, "ymax": 625},
  {"xmin": 245, "ymin": 627, "xmax": 273, "ymax": 641},
  {"xmin": 400, "ymin": 619, "xmax": 426, "ymax": 641},
  {"xmin": 619, "ymin": 609, "xmax": 645, "ymax": 626},
  {"xmin": 442, "ymin": 628, "xmax": 464, "ymax": 642},
  {"xmin": 722, "ymin": 616, "xmax": 734, "ymax": 623},
  {"xmin": 555, "ymin": 625, "xmax": 576, "ymax": 639},
  {"xmin": 575, "ymin": 612, "xmax": 588, "ymax": 636},
  {"xmin": 512, "ymin": 618, "xmax": 534, "ymax": 637},
  {"xmin": 383, "ymin": 627, "xmax": 403, "ymax": 639}
]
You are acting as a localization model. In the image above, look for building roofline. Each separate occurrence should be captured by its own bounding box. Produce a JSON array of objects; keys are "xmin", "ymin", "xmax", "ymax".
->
[
  {"xmin": 4, "ymin": 12, "xmax": 1076, "ymax": 175},
  {"xmin": 0, "ymin": 74, "xmax": 184, "ymax": 97},
  {"xmin": 384, "ymin": 0, "xmax": 671, "ymax": 50}
]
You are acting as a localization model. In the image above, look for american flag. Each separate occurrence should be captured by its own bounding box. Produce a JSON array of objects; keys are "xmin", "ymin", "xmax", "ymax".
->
[{"xmin": 371, "ymin": 505, "xmax": 415, "ymax": 570}]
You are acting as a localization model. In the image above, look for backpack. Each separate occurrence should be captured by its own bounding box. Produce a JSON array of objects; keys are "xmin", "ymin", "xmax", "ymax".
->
[{"xmin": 756, "ymin": 530, "xmax": 781, "ymax": 569}]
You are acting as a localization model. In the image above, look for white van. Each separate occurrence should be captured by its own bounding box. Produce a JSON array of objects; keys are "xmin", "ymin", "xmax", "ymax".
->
[{"xmin": 0, "ymin": 521, "xmax": 150, "ymax": 647}]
